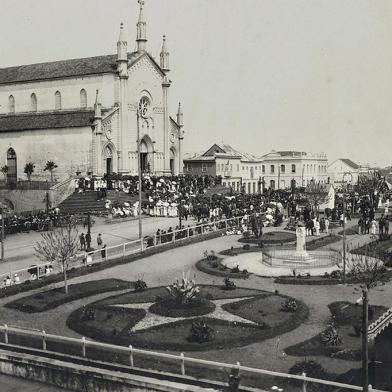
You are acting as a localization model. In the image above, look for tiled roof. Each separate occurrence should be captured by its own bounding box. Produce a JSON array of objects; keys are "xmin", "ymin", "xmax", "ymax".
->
[
  {"xmin": 0, "ymin": 52, "xmax": 141, "ymax": 85},
  {"xmin": 340, "ymin": 158, "xmax": 360, "ymax": 170},
  {"xmin": 368, "ymin": 307, "xmax": 392, "ymax": 340},
  {"xmin": 0, "ymin": 110, "xmax": 96, "ymax": 132},
  {"xmin": 202, "ymin": 143, "xmax": 260, "ymax": 162}
]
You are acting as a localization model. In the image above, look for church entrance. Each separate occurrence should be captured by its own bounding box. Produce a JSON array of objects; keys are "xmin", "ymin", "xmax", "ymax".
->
[
  {"xmin": 170, "ymin": 147, "xmax": 177, "ymax": 175},
  {"xmin": 106, "ymin": 158, "xmax": 112, "ymax": 175},
  {"xmin": 103, "ymin": 145, "xmax": 114, "ymax": 176},
  {"xmin": 6, "ymin": 148, "xmax": 17, "ymax": 186},
  {"xmin": 139, "ymin": 136, "xmax": 153, "ymax": 174}
]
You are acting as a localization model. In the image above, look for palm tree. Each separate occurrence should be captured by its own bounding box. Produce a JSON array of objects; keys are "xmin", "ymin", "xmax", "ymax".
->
[
  {"xmin": 24, "ymin": 162, "xmax": 35, "ymax": 181},
  {"xmin": 0, "ymin": 165, "xmax": 8, "ymax": 183},
  {"xmin": 44, "ymin": 161, "xmax": 58, "ymax": 182}
]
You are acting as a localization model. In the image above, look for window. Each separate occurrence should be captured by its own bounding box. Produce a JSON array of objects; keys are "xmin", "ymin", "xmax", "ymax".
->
[
  {"xmin": 202, "ymin": 164, "xmax": 207, "ymax": 173},
  {"xmin": 237, "ymin": 164, "xmax": 239, "ymax": 172},
  {"xmin": 80, "ymin": 89, "xmax": 87, "ymax": 108},
  {"xmin": 54, "ymin": 91, "xmax": 62, "ymax": 110},
  {"xmin": 280, "ymin": 164, "xmax": 285, "ymax": 173},
  {"xmin": 30, "ymin": 93, "xmax": 37, "ymax": 112},
  {"xmin": 291, "ymin": 164, "xmax": 296, "ymax": 173},
  {"xmin": 262, "ymin": 165, "xmax": 265, "ymax": 174},
  {"xmin": 270, "ymin": 165, "xmax": 275, "ymax": 174},
  {"xmin": 270, "ymin": 180, "xmax": 275, "ymax": 189},
  {"xmin": 8, "ymin": 95, "xmax": 15, "ymax": 113}
]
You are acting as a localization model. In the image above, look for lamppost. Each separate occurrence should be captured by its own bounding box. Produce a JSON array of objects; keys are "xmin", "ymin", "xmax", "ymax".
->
[
  {"xmin": 341, "ymin": 172, "xmax": 353, "ymax": 283},
  {"xmin": 136, "ymin": 102, "xmax": 143, "ymax": 240},
  {"xmin": 362, "ymin": 288, "xmax": 369, "ymax": 392},
  {"xmin": 0, "ymin": 206, "xmax": 4, "ymax": 261}
]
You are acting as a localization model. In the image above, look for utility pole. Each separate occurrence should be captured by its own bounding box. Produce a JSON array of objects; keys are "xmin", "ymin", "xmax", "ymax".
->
[
  {"xmin": 362, "ymin": 288, "xmax": 369, "ymax": 392},
  {"xmin": 136, "ymin": 105, "xmax": 143, "ymax": 240},
  {"xmin": 0, "ymin": 207, "xmax": 4, "ymax": 261},
  {"xmin": 342, "ymin": 193, "xmax": 346, "ymax": 283}
]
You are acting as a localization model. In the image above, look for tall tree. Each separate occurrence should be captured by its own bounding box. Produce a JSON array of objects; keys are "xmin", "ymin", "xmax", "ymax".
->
[
  {"xmin": 24, "ymin": 162, "xmax": 35, "ymax": 181},
  {"xmin": 356, "ymin": 171, "xmax": 388, "ymax": 209},
  {"xmin": 34, "ymin": 218, "xmax": 79, "ymax": 294},
  {"xmin": 44, "ymin": 160, "xmax": 58, "ymax": 182},
  {"xmin": 304, "ymin": 181, "xmax": 331, "ymax": 216}
]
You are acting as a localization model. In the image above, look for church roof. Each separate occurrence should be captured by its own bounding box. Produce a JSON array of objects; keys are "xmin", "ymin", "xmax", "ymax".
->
[
  {"xmin": 0, "ymin": 52, "xmax": 142, "ymax": 85},
  {"xmin": 0, "ymin": 110, "xmax": 95, "ymax": 132},
  {"xmin": 340, "ymin": 158, "xmax": 360, "ymax": 170}
]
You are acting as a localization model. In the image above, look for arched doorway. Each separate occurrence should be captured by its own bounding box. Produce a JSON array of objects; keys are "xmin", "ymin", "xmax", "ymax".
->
[
  {"xmin": 103, "ymin": 145, "xmax": 114, "ymax": 175},
  {"xmin": 139, "ymin": 136, "xmax": 153, "ymax": 174},
  {"xmin": 6, "ymin": 148, "xmax": 17, "ymax": 185}
]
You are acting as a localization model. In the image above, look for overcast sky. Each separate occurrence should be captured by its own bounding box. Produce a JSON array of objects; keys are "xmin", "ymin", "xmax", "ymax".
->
[{"xmin": 0, "ymin": 0, "xmax": 391, "ymax": 166}]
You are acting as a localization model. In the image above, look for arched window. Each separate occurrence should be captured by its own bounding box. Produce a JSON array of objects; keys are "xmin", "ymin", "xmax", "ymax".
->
[
  {"xmin": 54, "ymin": 91, "xmax": 62, "ymax": 110},
  {"xmin": 8, "ymin": 95, "xmax": 15, "ymax": 113},
  {"xmin": 80, "ymin": 89, "xmax": 87, "ymax": 108},
  {"xmin": 30, "ymin": 93, "xmax": 37, "ymax": 112}
]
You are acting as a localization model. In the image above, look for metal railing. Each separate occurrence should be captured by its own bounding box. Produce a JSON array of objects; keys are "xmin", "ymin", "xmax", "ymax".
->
[
  {"xmin": 0, "ymin": 216, "xmax": 243, "ymax": 288},
  {"xmin": 0, "ymin": 324, "xmax": 385, "ymax": 392}
]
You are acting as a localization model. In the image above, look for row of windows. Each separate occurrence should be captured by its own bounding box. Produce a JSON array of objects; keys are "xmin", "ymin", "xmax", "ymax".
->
[{"xmin": 7, "ymin": 89, "xmax": 88, "ymax": 113}]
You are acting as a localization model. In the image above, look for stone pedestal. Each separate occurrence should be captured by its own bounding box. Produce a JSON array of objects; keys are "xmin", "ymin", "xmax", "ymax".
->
[{"xmin": 296, "ymin": 226, "xmax": 307, "ymax": 255}]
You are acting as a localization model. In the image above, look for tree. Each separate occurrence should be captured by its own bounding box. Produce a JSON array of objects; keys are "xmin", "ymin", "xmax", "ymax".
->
[
  {"xmin": 0, "ymin": 165, "xmax": 8, "ymax": 181},
  {"xmin": 24, "ymin": 162, "xmax": 35, "ymax": 181},
  {"xmin": 346, "ymin": 251, "xmax": 390, "ymax": 290},
  {"xmin": 44, "ymin": 160, "xmax": 58, "ymax": 182},
  {"xmin": 34, "ymin": 218, "xmax": 79, "ymax": 294},
  {"xmin": 304, "ymin": 181, "xmax": 331, "ymax": 216},
  {"xmin": 356, "ymin": 171, "xmax": 388, "ymax": 209}
]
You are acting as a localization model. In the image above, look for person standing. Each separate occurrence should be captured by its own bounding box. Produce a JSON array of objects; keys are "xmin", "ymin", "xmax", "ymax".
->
[
  {"xmin": 79, "ymin": 233, "xmax": 86, "ymax": 251},
  {"xmin": 97, "ymin": 233, "xmax": 103, "ymax": 247},
  {"xmin": 101, "ymin": 244, "xmax": 107, "ymax": 259},
  {"xmin": 85, "ymin": 232, "xmax": 91, "ymax": 250},
  {"xmin": 371, "ymin": 219, "xmax": 377, "ymax": 236},
  {"xmin": 325, "ymin": 217, "xmax": 330, "ymax": 234}
]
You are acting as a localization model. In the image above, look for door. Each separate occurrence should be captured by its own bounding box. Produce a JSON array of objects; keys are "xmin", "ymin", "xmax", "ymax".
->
[
  {"xmin": 6, "ymin": 148, "xmax": 17, "ymax": 186},
  {"xmin": 106, "ymin": 158, "xmax": 112, "ymax": 175}
]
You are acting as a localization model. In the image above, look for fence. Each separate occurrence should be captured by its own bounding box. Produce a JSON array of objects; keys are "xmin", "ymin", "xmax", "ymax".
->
[
  {"xmin": 0, "ymin": 180, "xmax": 56, "ymax": 190},
  {"xmin": 0, "ymin": 216, "xmax": 243, "ymax": 287},
  {"xmin": 0, "ymin": 324, "xmax": 385, "ymax": 392}
]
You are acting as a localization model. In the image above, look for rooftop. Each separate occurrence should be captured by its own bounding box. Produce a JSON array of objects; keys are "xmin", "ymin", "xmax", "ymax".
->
[
  {"xmin": 0, "ymin": 52, "xmax": 151, "ymax": 85},
  {"xmin": 0, "ymin": 110, "xmax": 96, "ymax": 132}
]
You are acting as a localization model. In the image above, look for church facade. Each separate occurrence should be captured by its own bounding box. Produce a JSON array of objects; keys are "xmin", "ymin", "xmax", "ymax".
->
[{"xmin": 0, "ymin": 0, "xmax": 184, "ymax": 184}]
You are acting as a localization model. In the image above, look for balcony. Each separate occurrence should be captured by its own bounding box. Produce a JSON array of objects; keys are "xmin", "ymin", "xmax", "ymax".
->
[{"xmin": 224, "ymin": 170, "xmax": 232, "ymax": 178}]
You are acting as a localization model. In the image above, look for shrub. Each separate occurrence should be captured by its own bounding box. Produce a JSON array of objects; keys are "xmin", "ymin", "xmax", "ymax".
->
[
  {"xmin": 274, "ymin": 289, "xmax": 279, "ymax": 295},
  {"xmin": 242, "ymin": 244, "xmax": 250, "ymax": 250},
  {"xmin": 209, "ymin": 260, "xmax": 219, "ymax": 268},
  {"xmin": 243, "ymin": 231, "xmax": 251, "ymax": 239},
  {"xmin": 321, "ymin": 322, "xmax": 342, "ymax": 346},
  {"xmin": 166, "ymin": 277, "xmax": 200, "ymax": 305},
  {"xmin": 82, "ymin": 307, "xmax": 95, "ymax": 321},
  {"xmin": 281, "ymin": 298, "xmax": 298, "ymax": 312},
  {"xmin": 289, "ymin": 360, "xmax": 326, "ymax": 388},
  {"xmin": 134, "ymin": 279, "xmax": 147, "ymax": 292},
  {"xmin": 324, "ymin": 272, "xmax": 330, "ymax": 279},
  {"xmin": 223, "ymin": 277, "xmax": 236, "ymax": 290},
  {"xmin": 330, "ymin": 270, "xmax": 341, "ymax": 279},
  {"xmin": 204, "ymin": 250, "xmax": 217, "ymax": 261},
  {"xmin": 231, "ymin": 264, "xmax": 240, "ymax": 273},
  {"xmin": 187, "ymin": 320, "xmax": 215, "ymax": 343}
]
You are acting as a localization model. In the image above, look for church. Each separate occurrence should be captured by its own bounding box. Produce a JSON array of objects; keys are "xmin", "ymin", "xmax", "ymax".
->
[{"xmin": 0, "ymin": 0, "xmax": 184, "ymax": 184}]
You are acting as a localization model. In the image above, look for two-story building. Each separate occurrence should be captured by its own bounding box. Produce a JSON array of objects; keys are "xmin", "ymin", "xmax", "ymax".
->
[
  {"xmin": 260, "ymin": 150, "xmax": 328, "ymax": 190},
  {"xmin": 183, "ymin": 144, "xmax": 263, "ymax": 194}
]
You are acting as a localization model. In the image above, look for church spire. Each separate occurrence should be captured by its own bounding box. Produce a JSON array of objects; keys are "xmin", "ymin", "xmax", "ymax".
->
[
  {"xmin": 136, "ymin": 0, "xmax": 147, "ymax": 53},
  {"xmin": 176, "ymin": 102, "xmax": 183, "ymax": 127},
  {"xmin": 117, "ymin": 22, "xmax": 128, "ymax": 76},
  {"xmin": 94, "ymin": 90, "xmax": 101, "ymax": 119},
  {"xmin": 160, "ymin": 35, "xmax": 170, "ymax": 73}
]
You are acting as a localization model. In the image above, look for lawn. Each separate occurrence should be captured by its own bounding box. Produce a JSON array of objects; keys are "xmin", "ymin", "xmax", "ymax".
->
[
  {"xmin": 67, "ymin": 285, "xmax": 309, "ymax": 351},
  {"xmin": 285, "ymin": 301, "xmax": 387, "ymax": 361},
  {"xmin": 238, "ymin": 231, "xmax": 296, "ymax": 245},
  {"xmin": 5, "ymin": 279, "xmax": 134, "ymax": 313}
]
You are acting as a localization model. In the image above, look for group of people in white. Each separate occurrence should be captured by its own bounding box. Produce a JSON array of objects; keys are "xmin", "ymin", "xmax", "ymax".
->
[{"xmin": 2, "ymin": 265, "xmax": 54, "ymax": 288}]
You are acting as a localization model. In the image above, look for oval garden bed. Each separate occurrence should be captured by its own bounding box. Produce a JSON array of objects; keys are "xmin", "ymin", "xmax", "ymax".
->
[
  {"xmin": 238, "ymin": 231, "xmax": 296, "ymax": 245},
  {"xmin": 196, "ymin": 256, "xmax": 251, "ymax": 279},
  {"xmin": 67, "ymin": 285, "xmax": 309, "ymax": 351}
]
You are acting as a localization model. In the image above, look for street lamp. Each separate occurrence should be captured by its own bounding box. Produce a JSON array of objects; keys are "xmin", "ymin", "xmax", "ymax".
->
[{"xmin": 136, "ymin": 102, "xmax": 143, "ymax": 240}]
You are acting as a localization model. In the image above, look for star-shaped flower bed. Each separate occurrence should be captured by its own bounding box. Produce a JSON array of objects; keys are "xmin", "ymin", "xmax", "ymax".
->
[{"xmin": 67, "ymin": 285, "xmax": 309, "ymax": 351}]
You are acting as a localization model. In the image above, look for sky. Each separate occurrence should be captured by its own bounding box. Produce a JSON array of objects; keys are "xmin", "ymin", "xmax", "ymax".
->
[{"xmin": 0, "ymin": 0, "xmax": 391, "ymax": 167}]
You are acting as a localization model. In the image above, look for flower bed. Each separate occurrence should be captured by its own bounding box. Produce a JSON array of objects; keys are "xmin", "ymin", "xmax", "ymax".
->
[
  {"xmin": 67, "ymin": 285, "xmax": 308, "ymax": 351},
  {"xmin": 196, "ymin": 257, "xmax": 250, "ymax": 279},
  {"xmin": 5, "ymin": 279, "xmax": 133, "ymax": 313}
]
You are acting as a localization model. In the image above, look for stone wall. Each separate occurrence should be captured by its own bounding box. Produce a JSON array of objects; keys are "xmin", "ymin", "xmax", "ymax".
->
[{"xmin": 0, "ymin": 189, "xmax": 48, "ymax": 212}]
